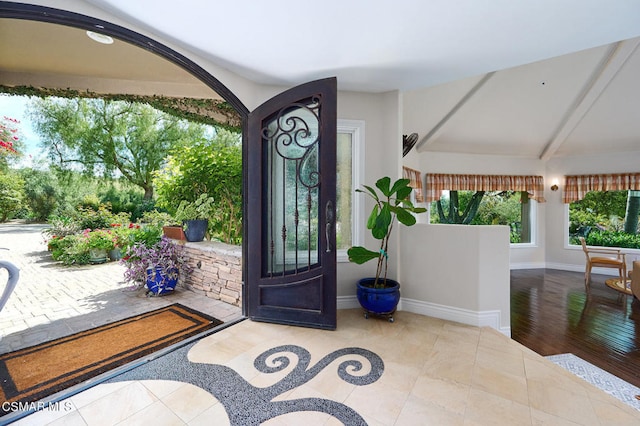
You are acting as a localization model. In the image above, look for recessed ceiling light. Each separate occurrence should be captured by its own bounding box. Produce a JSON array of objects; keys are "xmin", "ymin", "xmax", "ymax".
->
[{"xmin": 86, "ymin": 31, "xmax": 114, "ymax": 45}]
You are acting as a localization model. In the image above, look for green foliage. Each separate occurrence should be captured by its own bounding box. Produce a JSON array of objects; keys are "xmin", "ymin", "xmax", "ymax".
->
[
  {"xmin": 0, "ymin": 171, "xmax": 25, "ymax": 222},
  {"xmin": 28, "ymin": 97, "xmax": 214, "ymax": 199},
  {"xmin": 568, "ymin": 190, "xmax": 630, "ymax": 239},
  {"xmin": 44, "ymin": 222, "xmax": 160, "ymax": 265},
  {"xmin": 174, "ymin": 193, "xmax": 216, "ymax": 222},
  {"xmin": 571, "ymin": 190, "xmax": 628, "ymax": 219},
  {"xmin": 81, "ymin": 228, "xmax": 116, "ymax": 250},
  {"xmin": 154, "ymin": 130, "xmax": 243, "ymax": 244},
  {"xmin": 43, "ymin": 215, "xmax": 81, "ymax": 238},
  {"xmin": 18, "ymin": 168, "xmax": 60, "ymax": 221},
  {"xmin": 347, "ymin": 177, "xmax": 426, "ymax": 288},
  {"xmin": 434, "ymin": 190, "xmax": 485, "ymax": 224},
  {"xmin": 2, "ymin": 87, "xmax": 241, "ymax": 131},
  {"xmin": 127, "ymin": 225, "xmax": 162, "ymax": 249},
  {"xmin": 72, "ymin": 203, "xmax": 118, "ymax": 230},
  {"xmin": 139, "ymin": 210, "xmax": 174, "ymax": 228},
  {"xmin": 584, "ymin": 231, "xmax": 640, "ymax": 249},
  {"xmin": 48, "ymin": 234, "xmax": 90, "ymax": 265}
]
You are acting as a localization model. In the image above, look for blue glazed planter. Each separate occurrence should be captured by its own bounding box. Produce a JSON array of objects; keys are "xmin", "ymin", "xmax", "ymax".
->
[
  {"xmin": 356, "ymin": 278, "xmax": 400, "ymax": 316},
  {"xmin": 146, "ymin": 266, "xmax": 178, "ymax": 295}
]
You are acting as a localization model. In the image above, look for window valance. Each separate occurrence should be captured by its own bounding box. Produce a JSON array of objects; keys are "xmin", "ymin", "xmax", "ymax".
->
[
  {"xmin": 402, "ymin": 166, "xmax": 424, "ymax": 203},
  {"xmin": 563, "ymin": 173, "xmax": 640, "ymax": 203},
  {"xmin": 425, "ymin": 174, "xmax": 546, "ymax": 203}
]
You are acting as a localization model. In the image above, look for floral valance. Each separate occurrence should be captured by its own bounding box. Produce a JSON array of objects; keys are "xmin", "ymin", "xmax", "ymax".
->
[
  {"xmin": 402, "ymin": 166, "xmax": 424, "ymax": 203},
  {"xmin": 425, "ymin": 173, "xmax": 546, "ymax": 203},
  {"xmin": 563, "ymin": 173, "xmax": 640, "ymax": 203}
]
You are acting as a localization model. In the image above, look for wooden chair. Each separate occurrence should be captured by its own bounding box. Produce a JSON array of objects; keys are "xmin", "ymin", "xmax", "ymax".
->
[
  {"xmin": 579, "ymin": 237, "xmax": 626, "ymax": 292},
  {"xmin": 630, "ymin": 260, "xmax": 640, "ymax": 300}
]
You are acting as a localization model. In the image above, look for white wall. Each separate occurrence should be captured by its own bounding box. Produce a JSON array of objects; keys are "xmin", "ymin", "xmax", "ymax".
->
[
  {"xmin": 407, "ymin": 150, "xmax": 547, "ymax": 268},
  {"xmin": 336, "ymin": 90, "xmax": 403, "ymax": 297},
  {"xmin": 399, "ymin": 224, "xmax": 511, "ymax": 334}
]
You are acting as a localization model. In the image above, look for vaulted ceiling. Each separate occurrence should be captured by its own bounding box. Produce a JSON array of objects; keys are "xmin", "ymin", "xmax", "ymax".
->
[{"xmin": 1, "ymin": 1, "xmax": 640, "ymax": 161}]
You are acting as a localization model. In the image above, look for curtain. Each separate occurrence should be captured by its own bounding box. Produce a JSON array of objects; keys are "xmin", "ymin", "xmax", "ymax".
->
[
  {"xmin": 563, "ymin": 173, "xmax": 640, "ymax": 203},
  {"xmin": 402, "ymin": 166, "xmax": 424, "ymax": 203},
  {"xmin": 425, "ymin": 174, "xmax": 545, "ymax": 203}
]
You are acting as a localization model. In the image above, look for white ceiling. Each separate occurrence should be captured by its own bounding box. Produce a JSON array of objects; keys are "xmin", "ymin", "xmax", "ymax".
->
[
  {"xmin": 84, "ymin": 0, "xmax": 640, "ymax": 92},
  {"xmin": 2, "ymin": 1, "xmax": 640, "ymax": 160}
]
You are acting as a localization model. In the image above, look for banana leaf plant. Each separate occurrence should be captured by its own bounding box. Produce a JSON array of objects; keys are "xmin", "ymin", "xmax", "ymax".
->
[{"xmin": 347, "ymin": 177, "xmax": 427, "ymax": 288}]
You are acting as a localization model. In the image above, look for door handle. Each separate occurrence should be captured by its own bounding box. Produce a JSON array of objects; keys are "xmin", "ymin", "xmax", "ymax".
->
[{"xmin": 325, "ymin": 200, "xmax": 334, "ymax": 253}]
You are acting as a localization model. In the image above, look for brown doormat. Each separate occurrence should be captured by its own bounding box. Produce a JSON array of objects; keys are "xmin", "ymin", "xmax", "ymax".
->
[{"xmin": 0, "ymin": 303, "xmax": 222, "ymax": 414}]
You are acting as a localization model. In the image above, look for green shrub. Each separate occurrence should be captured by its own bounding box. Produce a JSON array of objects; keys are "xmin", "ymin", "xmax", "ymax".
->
[
  {"xmin": 72, "ymin": 203, "xmax": 118, "ymax": 230},
  {"xmin": 139, "ymin": 210, "xmax": 174, "ymax": 227},
  {"xmin": 585, "ymin": 231, "xmax": 640, "ymax": 249},
  {"xmin": 49, "ymin": 234, "xmax": 90, "ymax": 265}
]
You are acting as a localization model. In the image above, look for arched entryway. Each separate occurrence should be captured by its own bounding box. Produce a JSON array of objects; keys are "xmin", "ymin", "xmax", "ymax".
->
[{"xmin": 0, "ymin": 2, "xmax": 337, "ymax": 329}]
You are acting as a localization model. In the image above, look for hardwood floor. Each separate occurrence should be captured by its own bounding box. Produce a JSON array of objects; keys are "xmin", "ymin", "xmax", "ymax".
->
[{"xmin": 511, "ymin": 268, "xmax": 640, "ymax": 388}]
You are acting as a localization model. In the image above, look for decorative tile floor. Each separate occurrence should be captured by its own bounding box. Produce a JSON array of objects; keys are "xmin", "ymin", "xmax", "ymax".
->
[
  {"xmin": 6, "ymin": 310, "xmax": 640, "ymax": 425},
  {"xmin": 546, "ymin": 353, "xmax": 640, "ymax": 411}
]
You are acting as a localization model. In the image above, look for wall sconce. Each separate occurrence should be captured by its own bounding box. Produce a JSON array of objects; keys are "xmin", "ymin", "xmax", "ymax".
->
[{"xmin": 550, "ymin": 178, "xmax": 559, "ymax": 192}]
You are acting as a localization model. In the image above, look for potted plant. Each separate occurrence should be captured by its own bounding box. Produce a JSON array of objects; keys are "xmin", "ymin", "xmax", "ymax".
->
[
  {"xmin": 174, "ymin": 193, "xmax": 216, "ymax": 242},
  {"xmin": 347, "ymin": 177, "xmax": 426, "ymax": 321},
  {"xmin": 121, "ymin": 235, "xmax": 192, "ymax": 296},
  {"xmin": 83, "ymin": 229, "xmax": 116, "ymax": 264}
]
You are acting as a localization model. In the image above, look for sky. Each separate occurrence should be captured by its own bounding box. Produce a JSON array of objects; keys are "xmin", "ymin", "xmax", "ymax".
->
[{"xmin": 0, "ymin": 94, "xmax": 42, "ymax": 167}]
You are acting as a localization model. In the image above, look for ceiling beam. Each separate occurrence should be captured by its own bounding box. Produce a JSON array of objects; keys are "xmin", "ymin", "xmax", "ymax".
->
[
  {"xmin": 415, "ymin": 72, "xmax": 495, "ymax": 151},
  {"xmin": 539, "ymin": 39, "xmax": 640, "ymax": 160}
]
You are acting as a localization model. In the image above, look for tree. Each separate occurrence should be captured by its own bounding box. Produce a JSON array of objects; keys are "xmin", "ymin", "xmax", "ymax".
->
[
  {"xmin": 0, "ymin": 115, "xmax": 25, "ymax": 171},
  {"xmin": 154, "ymin": 129, "xmax": 243, "ymax": 243},
  {"xmin": 28, "ymin": 98, "xmax": 210, "ymax": 199},
  {"xmin": 0, "ymin": 171, "xmax": 25, "ymax": 222},
  {"xmin": 624, "ymin": 190, "xmax": 640, "ymax": 234},
  {"xmin": 435, "ymin": 190, "xmax": 485, "ymax": 224}
]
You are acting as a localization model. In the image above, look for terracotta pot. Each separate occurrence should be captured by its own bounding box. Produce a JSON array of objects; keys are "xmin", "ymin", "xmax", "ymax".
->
[{"xmin": 162, "ymin": 226, "xmax": 186, "ymax": 241}]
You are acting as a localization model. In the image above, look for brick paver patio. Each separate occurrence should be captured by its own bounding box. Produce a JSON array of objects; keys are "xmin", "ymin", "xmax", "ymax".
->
[{"xmin": 0, "ymin": 221, "xmax": 242, "ymax": 354}]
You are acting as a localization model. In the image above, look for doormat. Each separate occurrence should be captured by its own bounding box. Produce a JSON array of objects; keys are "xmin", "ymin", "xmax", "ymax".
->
[
  {"xmin": 0, "ymin": 303, "xmax": 222, "ymax": 415},
  {"xmin": 546, "ymin": 353, "xmax": 640, "ymax": 411}
]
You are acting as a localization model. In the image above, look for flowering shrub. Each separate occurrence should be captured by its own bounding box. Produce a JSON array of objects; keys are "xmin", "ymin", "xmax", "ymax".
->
[
  {"xmin": 121, "ymin": 235, "xmax": 192, "ymax": 291},
  {"xmin": 83, "ymin": 229, "xmax": 116, "ymax": 251},
  {"xmin": 43, "ymin": 222, "xmax": 158, "ymax": 266},
  {"xmin": 48, "ymin": 234, "xmax": 90, "ymax": 265},
  {"xmin": 0, "ymin": 116, "xmax": 20, "ymax": 155}
]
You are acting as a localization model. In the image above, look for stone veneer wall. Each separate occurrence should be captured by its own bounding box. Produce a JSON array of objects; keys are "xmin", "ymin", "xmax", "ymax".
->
[{"xmin": 181, "ymin": 241, "xmax": 242, "ymax": 307}]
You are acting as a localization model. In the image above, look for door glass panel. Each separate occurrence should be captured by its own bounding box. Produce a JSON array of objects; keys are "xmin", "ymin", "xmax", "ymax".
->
[{"xmin": 263, "ymin": 100, "xmax": 320, "ymax": 276}]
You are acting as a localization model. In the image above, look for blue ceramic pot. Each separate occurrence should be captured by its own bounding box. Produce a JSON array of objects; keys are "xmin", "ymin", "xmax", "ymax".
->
[
  {"xmin": 146, "ymin": 266, "xmax": 178, "ymax": 295},
  {"xmin": 356, "ymin": 278, "xmax": 400, "ymax": 315}
]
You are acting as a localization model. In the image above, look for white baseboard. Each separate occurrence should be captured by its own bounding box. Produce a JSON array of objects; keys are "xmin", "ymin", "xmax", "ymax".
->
[
  {"xmin": 510, "ymin": 262, "xmax": 546, "ymax": 270},
  {"xmin": 337, "ymin": 295, "xmax": 511, "ymax": 337}
]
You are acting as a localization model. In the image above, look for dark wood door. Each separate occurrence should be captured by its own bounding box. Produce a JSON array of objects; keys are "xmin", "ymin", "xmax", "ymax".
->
[{"xmin": 246, "ymin": 78, "xmax": 337, "ymax": 330}]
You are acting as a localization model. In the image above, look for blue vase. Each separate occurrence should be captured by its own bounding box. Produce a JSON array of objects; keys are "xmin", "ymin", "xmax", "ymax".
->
[
  {"xmin": 146, "ymin": 266, "xmax": 179, "ymax": 295},
  {"xmin": 356, "ymin": 278, "xmax": 400, "ymax": 318}
]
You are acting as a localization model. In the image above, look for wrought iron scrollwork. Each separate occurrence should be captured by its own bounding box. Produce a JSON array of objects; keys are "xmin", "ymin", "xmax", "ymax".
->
[{"xmin": 262, "ymin": 96, "xmax": 322, "ymax": 189}]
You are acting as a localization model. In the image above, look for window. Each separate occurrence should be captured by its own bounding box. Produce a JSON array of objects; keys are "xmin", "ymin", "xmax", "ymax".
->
[
  {"xmin": 425, "ymin": 174, "xmax": 544, "ymax": 245},
  {"xmin": 429, "ymin": 190, "xmax": 535, "ymax": 243},
  {"xmin": 335, "ymin": 120, "xmax": 364, "ymax": 261},
  {"xmin": 565, "ymin": 173, "xmax": 640, "ymax": 249}
]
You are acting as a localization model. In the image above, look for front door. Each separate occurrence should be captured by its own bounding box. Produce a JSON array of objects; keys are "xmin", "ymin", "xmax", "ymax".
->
[{"xmin": 246, "ymin": 77, "xmax": 337, "ymax": 330}]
